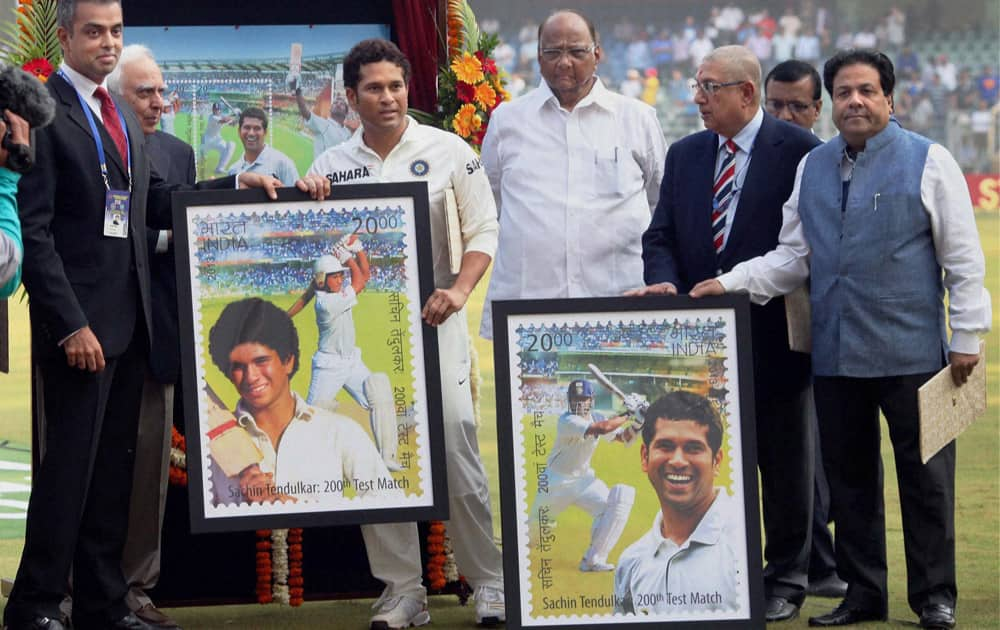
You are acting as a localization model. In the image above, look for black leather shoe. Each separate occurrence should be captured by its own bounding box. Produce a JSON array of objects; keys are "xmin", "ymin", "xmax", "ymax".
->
[
  {"xmin": 807, "ymin": 573, "xmax": 849, "ymax": 598},
  {"xmin": 919, "ymin": 604, "xmax": 956, "ymax": 629},
  {"xmin": 809, "ymin": 601, "xmax": 887, "ymax": 626},
  {"xmin": 8, "ymin": 617, "xmax": 69, "ymax": 630},
  {"xmin": 106, "ymin": 613, "xmax": 153, "ymax": 630},
  {"xmin": 765, "ymin": 596, "xmax": 800, "ymax": 622}
]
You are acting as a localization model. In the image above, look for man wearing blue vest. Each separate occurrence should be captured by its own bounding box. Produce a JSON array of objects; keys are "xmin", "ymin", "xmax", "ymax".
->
[{"xmin": 693, "ymin": 49, "xmax": 991, "ymax": 630}]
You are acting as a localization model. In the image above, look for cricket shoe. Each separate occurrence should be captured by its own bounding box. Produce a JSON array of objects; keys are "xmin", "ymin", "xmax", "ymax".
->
[
  {"xmin": 474, "ymin": 585, "xmax": 505, "ymax": 627},
  {"xmin": 370, "ymin": 595, "xmax": 430, "ymax": 630},
  {"xmin": 579, "ymin": 558, "xmax": 615, "ymax": 572}
]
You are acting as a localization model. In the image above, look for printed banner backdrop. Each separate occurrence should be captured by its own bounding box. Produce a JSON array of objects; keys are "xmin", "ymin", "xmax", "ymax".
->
[
  {"xmin": 493, "ymin": 296, "xmax": 764, "ymax": 629},
  {"xmin": 127, "ymin": 24, "xmax": 389, "ymax": 180},
  {"xmin": 172, "ymin": 183, "xmax": 446, "ymax": 533}
]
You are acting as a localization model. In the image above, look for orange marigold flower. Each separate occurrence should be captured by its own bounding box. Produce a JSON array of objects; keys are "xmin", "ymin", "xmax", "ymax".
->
[
  {"xmin": 451, "ymin": 52, "xmax": 483, "ymax": 84},
  {"xmin": 473, "ymin": 82, "xmax": 496, "ymax": 109},
  {"xmin": 451, "ymin": 104, "xmax": 482, "ymax": 138}
]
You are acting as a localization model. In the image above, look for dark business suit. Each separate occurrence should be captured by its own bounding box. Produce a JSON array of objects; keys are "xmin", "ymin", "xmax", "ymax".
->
[
  {"xmin": 642, "ymin": 112, "xmax": 821, "ymax": 604},
  {"xmin": 7, "ymin": 72, "xmax": 230, "ymax": 629},
  {"xmin": 121, "ymin": 130, "xmax": 195, "ymax": 610}
]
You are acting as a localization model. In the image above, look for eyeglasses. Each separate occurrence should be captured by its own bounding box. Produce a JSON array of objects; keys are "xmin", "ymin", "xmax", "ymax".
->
[
  {"xmin": 539, "ymin": 45, "xmax": 596, "ymax": 62},
  {"xmin": 689, "ymin": 79, "xmax": 745, "ymax": 96},
  {"xmin": 765, "ymin": 99, "xmax": 817, "ymax": 114}
]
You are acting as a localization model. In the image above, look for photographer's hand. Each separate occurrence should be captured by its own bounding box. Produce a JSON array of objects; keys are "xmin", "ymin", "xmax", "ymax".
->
[{"xmin": 0, "ymin": 110, "xmax": 29, "ymax": 170}]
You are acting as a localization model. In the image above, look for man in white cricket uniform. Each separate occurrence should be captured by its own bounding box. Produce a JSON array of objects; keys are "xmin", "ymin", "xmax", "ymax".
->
[
  {"xmin": 532, "ymin": 379, "xmax": 635, "ymax": 571},
  {"xmin": 293, "ymin": 81, "xmax": 357, "ymax": 159},
  {"xmin": 614, "ymin": 391, "xmax": 741, "ymax": 615},
  {"xmin": 287, "ymin": 242, "xmax": 402, "ymax": 471},
  {"xmin": 479, "ymin": 9, "xmax": 667, "ymax": 338},
  {"xmin": 200, "ymin": 101, "xmax": 236, "ymax": 174},
  {"xmin": 228, "ymin": 107, "xmax": 299, "ymax": 186},
  {"xmin": 307, "ymin": 38, "xmax": 504, "ymax": 629}
]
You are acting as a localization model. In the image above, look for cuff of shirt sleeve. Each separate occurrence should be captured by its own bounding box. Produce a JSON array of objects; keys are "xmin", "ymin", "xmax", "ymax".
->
[
  {"xmin": 463, "ymin": 237, "xmax": 497, "ymax": 259},
  {"xmin": 949, "ymin": 331, "xmax": 982, "ymax": 355},
  {"xmin": 716, "ymin": 269, "xmax": 743, "ymax": 293}
]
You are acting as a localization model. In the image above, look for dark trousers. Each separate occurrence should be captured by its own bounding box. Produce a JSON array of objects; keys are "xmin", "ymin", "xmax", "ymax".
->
[
  {"xmin": 814, "ymin": 373, "xmax": 956, "ymax": 615},
  {"xmin": 5, "ymin": 333, "xmax": 146, "ymax": 629},
  {"xmin": 758, "ymin": 383, "xmax": 814, "ymax": 604},
  {"xmin": 809, "ymin": 398, "xmax": 839, "ymax": 581}
]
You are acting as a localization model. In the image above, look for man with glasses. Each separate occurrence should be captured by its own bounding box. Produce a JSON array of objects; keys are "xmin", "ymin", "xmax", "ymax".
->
[
  {"xmin": 764, "ymin": 59, "xmax": 849, "ymax": 603},
  {"xmin": 630, "ymin": 45, "xmax": 820, "ymax": 623},
  {"xmin": 765, "ymin": 60, "xmax": 823, "ymax": 132},
  {"xmin": 479, "ymin": 9, "xmax": 666, "ymax": 339},
  {"xmin": 693, "ymin": 48, "xmax": 988, "ymax": 630}
]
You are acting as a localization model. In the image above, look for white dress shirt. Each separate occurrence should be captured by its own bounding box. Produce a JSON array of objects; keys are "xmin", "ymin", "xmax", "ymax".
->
[
  {"xmin": 718, "ymin": 142, "xmax": 991, "ymax": 355},
  {"xmin": 714, "ymin": 108, "xmax": 762, "ymax": 249},
  {"xmin": 480, "ymin": 78, "xmax": 667, "ymax": 338},
  {"xmin": 613, "ymin": 490, "xmax": 742, "ymax": 615},
  {"xmin": 208, "ymin": 393, "xmax": 396, "ymax": 505}
]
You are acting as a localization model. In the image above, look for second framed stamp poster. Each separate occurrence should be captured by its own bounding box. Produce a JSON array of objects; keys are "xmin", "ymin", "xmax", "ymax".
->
[{"xmin": 493, "ymin": 295, "xmax": 764, "ymax": 629}]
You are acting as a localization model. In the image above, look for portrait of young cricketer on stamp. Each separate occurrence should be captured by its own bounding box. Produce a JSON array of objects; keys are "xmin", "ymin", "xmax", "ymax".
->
[
  {"xmin": 613, "ymin": 391, "xmax": 741, "ymax": 615},
  {"xmin": 173, "ymin": 185, "xmax": 446, "ymax": 531}
]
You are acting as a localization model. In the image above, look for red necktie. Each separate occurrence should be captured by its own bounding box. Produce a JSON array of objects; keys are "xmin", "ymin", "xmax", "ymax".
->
[{"xmin": 93, "ymin": 86, "xmax": 128, "ymax": 164}]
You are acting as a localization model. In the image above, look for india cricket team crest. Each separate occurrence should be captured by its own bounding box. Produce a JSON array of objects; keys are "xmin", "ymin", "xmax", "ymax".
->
[
  {"xmin": 409, "ymin": 159, "xmax": 429, "ymax": 177},
  {"xmin": 173, "ymin": 183, "xmax": 447, "ymax": 533},
  {"xmin": 492, "ymin": 296, "xmax": 765, "ymax": 629}
]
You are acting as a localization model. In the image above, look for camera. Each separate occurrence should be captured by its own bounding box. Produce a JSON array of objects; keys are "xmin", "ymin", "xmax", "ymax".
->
[{"xmin": 0, "ymin": 64, "xmax": 56, "ymax": 173}]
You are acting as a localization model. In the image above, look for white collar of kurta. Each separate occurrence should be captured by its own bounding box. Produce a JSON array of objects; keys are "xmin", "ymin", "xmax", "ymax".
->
[
  {"xmin": 346, "ymin": 115, "xmax": 423, "ymax": 157},
  {"xmin": 59, "ymin": 61, "xmax": 107, "ymax": 98},
  {"xmin": 235, "ymin": 391, "xmax": 315, "ymax": 430},
  {"xmin": 650, "ymin": 488, "xmax": 729, "ymax": 555},
  {"xmin": 533, "ymin": 76, "xmax": 616, "ymax": 114},
  {"xmin": 718, "ymin": 107, "xmax": 764, "ymax": 154}
]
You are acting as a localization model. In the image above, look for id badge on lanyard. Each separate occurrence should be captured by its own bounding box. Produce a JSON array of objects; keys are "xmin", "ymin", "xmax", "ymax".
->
[{"xmin": 61, "ymin": 70, "xmax": 133, "ymax": 238}]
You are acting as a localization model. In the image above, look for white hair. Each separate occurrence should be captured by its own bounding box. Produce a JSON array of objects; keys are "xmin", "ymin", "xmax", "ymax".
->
[
  {"xmin": 702, "ymin": 45, "xmax": 762, "ymax": 105},
  {"xmin": 107, "ymin": 44, "xmax": 156, "ymax": 95}
]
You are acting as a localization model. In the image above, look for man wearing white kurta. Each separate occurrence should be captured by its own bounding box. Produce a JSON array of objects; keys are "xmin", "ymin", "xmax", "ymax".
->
[
  {"xmin": 307, "ymin": 38, "xmax": 504, "ymax": 629},
  {"xmin": 479, "ymin": 9, "xmax": 666, "ymax": 339}
]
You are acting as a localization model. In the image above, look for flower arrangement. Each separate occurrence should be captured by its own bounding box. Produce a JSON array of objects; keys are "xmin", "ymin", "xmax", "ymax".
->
[
  {"xmin": 413, "ymin": 0, "xmax": 509, "ymax": 150},
  {"xmin": 168, "ymin": 426, "xmax": 188, "ymax": 486},
  {"xmin": 0, "ymin": 0, "xmax": 61, "ymax": 81}
]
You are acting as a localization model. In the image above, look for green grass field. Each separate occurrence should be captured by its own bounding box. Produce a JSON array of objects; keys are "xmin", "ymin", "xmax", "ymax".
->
[{"xmin": 0, "ymin": 214, "xmax": 996, "ymax": 628}]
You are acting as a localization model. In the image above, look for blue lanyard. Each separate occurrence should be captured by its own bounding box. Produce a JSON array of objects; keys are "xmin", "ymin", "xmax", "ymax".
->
[{"xmin": 59, "ymin": 70, "xmax": 132, "ymax": 192}]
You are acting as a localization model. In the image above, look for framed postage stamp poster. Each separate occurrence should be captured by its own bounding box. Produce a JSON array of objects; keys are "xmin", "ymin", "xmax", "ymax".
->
[
  {"xmin": 493, "ymin": 295, "xmax": 764, "ymax": 629},
  {"xmin": 173, "ymin": 182, "xmax": 447, "ymax": 532}
]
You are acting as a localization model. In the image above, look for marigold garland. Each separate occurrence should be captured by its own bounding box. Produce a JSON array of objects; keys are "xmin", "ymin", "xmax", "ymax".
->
[
  {"xmin": 256, "ymin": 530, "xmax": 274, "ymax": 604},
  {"xmin": 168, "ymin": 426, "xmax": 187, "ymax": 486},
  {"xmin": 410, "ymin": 0, "xmax": 508, "ymax": 151}
]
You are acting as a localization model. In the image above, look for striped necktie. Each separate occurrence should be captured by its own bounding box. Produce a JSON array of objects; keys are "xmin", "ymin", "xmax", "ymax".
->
[{"xmin": 711, "ymin": 138, "xmax": 737, "ymax": 254}]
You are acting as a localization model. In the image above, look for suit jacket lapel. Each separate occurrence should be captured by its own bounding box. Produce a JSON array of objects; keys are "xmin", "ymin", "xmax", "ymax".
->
[
  {"xmin": 52, "ymin": 73, "xmax": 130, "ymax": 177},
  {"xmin": 724, "ymin": 115, "xmax": 781, "ymax": 258},
  {"xmin": 696, "ymin": 132, "xmax": 722, "ymax": 262}
]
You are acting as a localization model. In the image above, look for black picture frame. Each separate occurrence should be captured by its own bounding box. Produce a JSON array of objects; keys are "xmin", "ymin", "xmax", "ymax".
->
[
  {"xmin": 492, "ymin": 295, "xmax": 764, "ymax": 629},
  {"xmin": 173, "ymin": 182, "xmax": 447, "ymax": 533}
]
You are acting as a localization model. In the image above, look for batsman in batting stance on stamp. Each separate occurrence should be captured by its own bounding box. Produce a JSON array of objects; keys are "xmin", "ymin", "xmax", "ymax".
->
[
  {"xmin": 287, "ymin": 232, "xmax": 402, "ymax": 472},
  {"xmin": 532, "ymin": 369, "xmax": 647, "ymax": 572}
]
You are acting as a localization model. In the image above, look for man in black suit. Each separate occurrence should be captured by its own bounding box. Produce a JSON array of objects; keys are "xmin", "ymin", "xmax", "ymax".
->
[
  {"xmin": 629, "ymin": 45, "xmax": 821, "ymax": 622},
  {"xmin": 3, "ymin": 3, "xmax": 325, "ymax": 628},
  {"xmin": 108, "ymin": 43, "xmax": 192, "ymax": 630}
]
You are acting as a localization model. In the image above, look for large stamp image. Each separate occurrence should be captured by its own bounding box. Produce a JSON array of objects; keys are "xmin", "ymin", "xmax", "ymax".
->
[
  {"xmin": 493, "ymin": 297, "xmax": 764, "ymax": 628},
  {"xmin": 173, "ymin": 183, "xmax": 446, "ymax": 532},
  {"xmin": 127, "ymin": 24, "xmax": 387, "ymax": 180}
]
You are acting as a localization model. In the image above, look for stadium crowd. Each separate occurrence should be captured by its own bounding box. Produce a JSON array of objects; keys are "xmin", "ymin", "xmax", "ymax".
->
[{"xmin": 481, "ymin": 3, "xmax": 998, "ymax": 170}]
